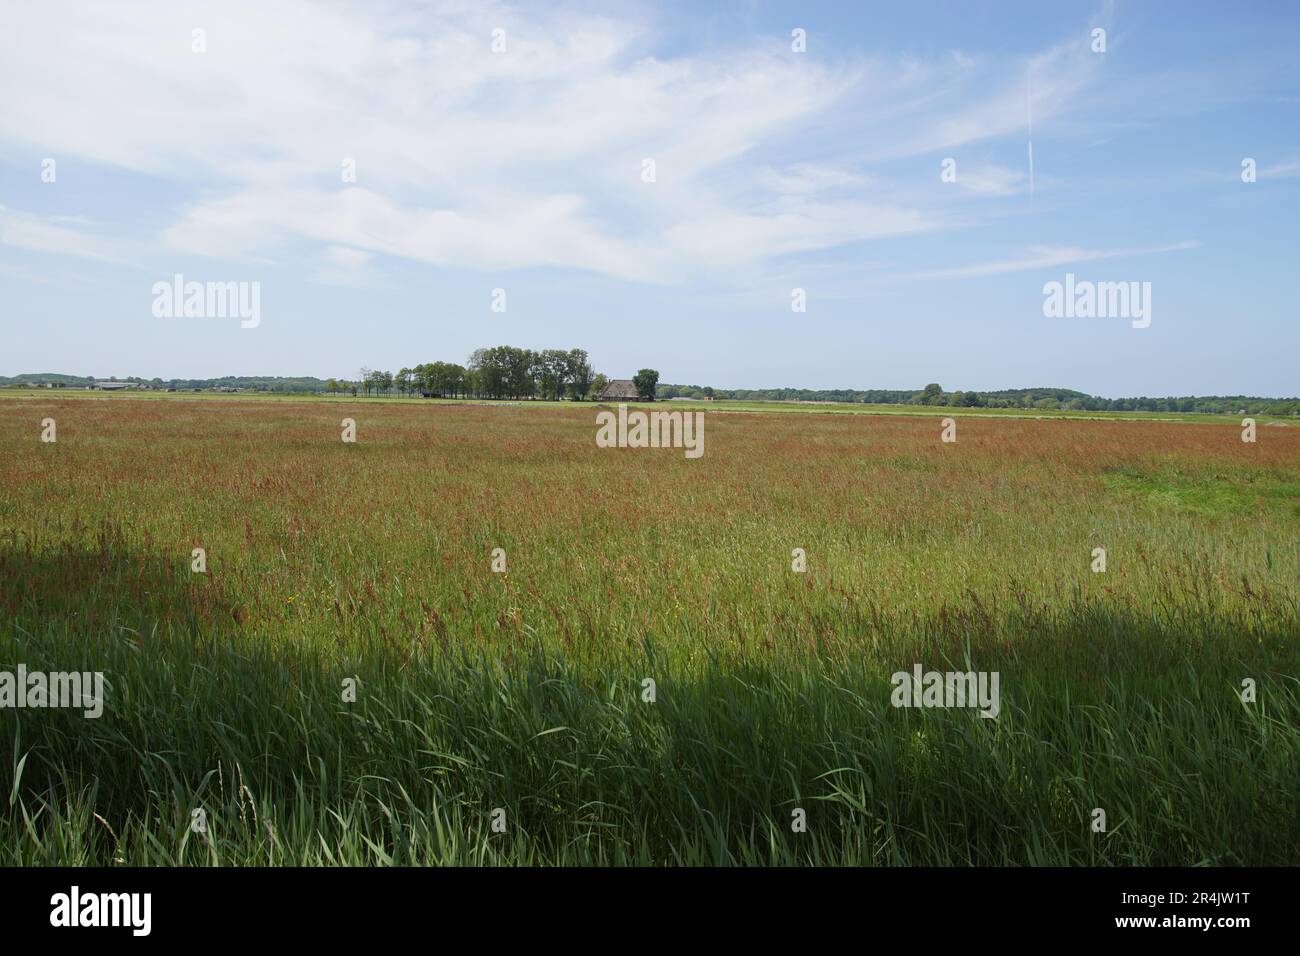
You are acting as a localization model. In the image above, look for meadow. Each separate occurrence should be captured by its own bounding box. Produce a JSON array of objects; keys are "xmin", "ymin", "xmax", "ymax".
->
[{"xmin": 0, "ymin": 393, "xmax": 1297, "ymax": 865}]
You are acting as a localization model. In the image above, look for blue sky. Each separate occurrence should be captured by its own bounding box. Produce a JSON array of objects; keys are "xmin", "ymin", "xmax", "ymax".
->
[{"xmin": 1, "ymin": 0, "xmax": 1297, "ymax": 395}]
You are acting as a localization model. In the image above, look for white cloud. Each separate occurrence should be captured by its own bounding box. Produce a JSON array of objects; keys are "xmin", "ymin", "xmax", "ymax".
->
[{"xmin": 0, "ymin": 1, "xmax": 1107, "ymax": 284}]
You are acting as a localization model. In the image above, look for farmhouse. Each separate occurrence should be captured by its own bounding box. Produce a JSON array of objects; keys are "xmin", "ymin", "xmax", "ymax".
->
[{"xmin": 596, "ymin": 378, "xmax": 645, "ymax": 402}]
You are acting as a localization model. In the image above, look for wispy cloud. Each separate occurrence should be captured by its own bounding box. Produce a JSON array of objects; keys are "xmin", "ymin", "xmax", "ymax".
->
[
  {"xmin": 900, "ymin": 240, "xmax": 1202, "ymax": 281},
  {"xmin": 954, "ymin": 163, "xmax": 1028, "ymax": 197},
  {"xmin": 310, "ymin": 244, "xmax": 379, "ymax": 288},
  {"xmin": 1260, "ymin": 152, "xmax": 1300, "ymax": 179},
  {"xmin": 0, "ymin": 0, "xmax": 1114, "ymax": 285},
  {"xmin": 0, "ymin": 206, "xmax": 131, "ymax": 264}
]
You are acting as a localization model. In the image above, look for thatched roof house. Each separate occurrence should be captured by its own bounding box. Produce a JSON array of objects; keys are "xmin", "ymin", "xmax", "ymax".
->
[{"xmin": 597, "ymin": 378, "xmax": 645, "ymax": 401}]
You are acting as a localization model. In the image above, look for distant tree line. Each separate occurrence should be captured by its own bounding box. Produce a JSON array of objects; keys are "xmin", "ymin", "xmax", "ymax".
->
[
  {"xmin": 5, "ymin": 371, "xmax": 1295, "ymax": 414},
  {"xmin": 657, "ymin": 383, "xmax": 1300, "ymax": 416},
  {"xmin": 0, "ymin": 374, "xmax": 333, "ymax": 392}
]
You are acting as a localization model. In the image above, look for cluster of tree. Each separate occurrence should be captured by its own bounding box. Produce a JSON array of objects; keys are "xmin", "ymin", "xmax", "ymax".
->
[{"xmin": 349, "ymin": 347, "xmax": 597, "ymax": 401}]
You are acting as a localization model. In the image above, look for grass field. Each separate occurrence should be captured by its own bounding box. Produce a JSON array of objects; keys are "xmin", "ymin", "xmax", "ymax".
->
[{"xmin": 1, "ymin": 394, "xmax": 1297, "ymax": 865}]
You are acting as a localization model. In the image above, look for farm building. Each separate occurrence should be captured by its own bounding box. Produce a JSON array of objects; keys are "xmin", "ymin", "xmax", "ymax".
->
[
  {"xmin": 596, "ymin": 378, "xmax": 646, "ymax": 402},
  {"xmin": 90, "ymin": 381, "xmax": 137, "ymax": 390}
]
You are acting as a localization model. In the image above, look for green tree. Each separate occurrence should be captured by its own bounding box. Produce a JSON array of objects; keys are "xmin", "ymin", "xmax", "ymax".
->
[
  {"xmin": 633, "ymin": 368, "xmax": 660, "ymax": 401},
  {"xmin": 538, "ymin": 349, "xmax": 570, "ymax": 400},
  {"xmin": 567, "ymin": 348, "xmax": 593, "ymax": 400}
]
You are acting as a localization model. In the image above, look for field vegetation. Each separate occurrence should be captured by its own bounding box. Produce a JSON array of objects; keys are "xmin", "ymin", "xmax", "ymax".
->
[{"xmin": 1, "ymin": 395, "xmax": 1296, "ymax": 864}]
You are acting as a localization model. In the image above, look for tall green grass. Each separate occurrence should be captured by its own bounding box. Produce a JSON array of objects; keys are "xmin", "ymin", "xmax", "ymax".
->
[{"xmin": 3, "ymin": 601, "xmax": 1296, "ymax": 866}]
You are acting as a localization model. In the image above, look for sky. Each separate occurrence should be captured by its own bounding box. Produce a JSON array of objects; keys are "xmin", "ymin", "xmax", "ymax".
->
[{"xmin": 1, "ymin": 0, "xmax": 1297, "ymax": 396}]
